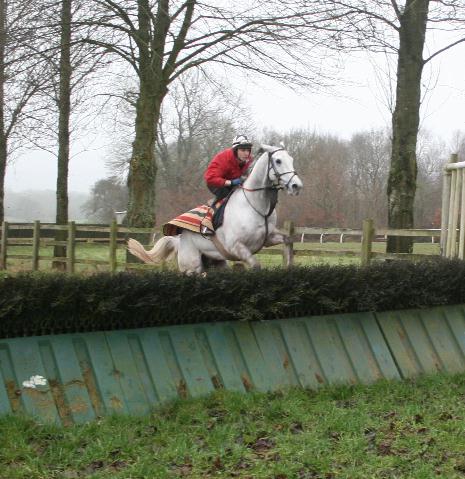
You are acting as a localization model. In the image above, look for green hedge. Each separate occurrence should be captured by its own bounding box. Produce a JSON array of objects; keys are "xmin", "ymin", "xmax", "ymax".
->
[{"xmin": 1, "ymin": 258, "xmax": 465, "ymax": 338}]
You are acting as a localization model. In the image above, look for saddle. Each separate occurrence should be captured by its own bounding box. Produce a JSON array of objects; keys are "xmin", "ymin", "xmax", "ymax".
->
[{"xmin": 162, "ymin": 197, "xmax": 228, "ymax": 237}]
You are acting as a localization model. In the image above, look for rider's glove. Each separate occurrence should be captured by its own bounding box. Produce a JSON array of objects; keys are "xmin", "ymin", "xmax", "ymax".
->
[{"xmin": 231, "ymin": 177, "xmax": 242, "ymax": 186}]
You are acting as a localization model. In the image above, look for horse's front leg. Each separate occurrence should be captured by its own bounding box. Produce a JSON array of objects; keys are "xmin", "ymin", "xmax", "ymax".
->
[
  {"xmin": 264, "ymin": 229, "xmax": 290, "ymax": 247},
  {"xmin": 229, "ymin": 241, "xmax": 261, "ymax": 269}
]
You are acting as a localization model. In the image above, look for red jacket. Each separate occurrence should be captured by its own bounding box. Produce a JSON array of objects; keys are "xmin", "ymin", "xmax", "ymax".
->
[{"xmin": 204, "ymin": 148, "xmax": 253, "ymax": 188}]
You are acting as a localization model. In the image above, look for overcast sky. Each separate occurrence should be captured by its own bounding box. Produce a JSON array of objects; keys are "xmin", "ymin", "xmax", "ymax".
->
[{"xmin": 5, "ymin": 42, "xmax": 465, "ymax": 195}]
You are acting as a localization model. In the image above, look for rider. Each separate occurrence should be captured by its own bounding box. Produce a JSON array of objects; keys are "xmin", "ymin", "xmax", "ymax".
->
[{"xmin": 204, "ymin": 134, "xmax": 254, "ymax": 201}]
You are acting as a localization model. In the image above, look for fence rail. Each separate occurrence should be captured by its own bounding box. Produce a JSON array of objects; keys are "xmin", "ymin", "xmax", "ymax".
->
[{"xmin": 0, "ymin": 219, "xmax": 441, "ymax": 273}]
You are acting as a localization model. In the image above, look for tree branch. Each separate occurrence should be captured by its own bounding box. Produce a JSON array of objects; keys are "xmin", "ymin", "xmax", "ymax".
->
[{"xmin": 424, "ymin": 35, "xmax": 465, "ymax": 63}]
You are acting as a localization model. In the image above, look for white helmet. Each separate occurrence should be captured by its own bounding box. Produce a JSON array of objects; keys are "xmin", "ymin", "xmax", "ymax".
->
[{"xmin": 232, "ymin": 134, "xmax": 253, "ymax": 150}]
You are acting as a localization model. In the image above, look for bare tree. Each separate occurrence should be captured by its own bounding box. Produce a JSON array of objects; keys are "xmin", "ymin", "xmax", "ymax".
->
[
  {"xmin": 347, "ymin": 129, "xmax": 390, "ymax": 226},
  {"xmin": 53, "ymin": 0, "xmax": 72, "ymax": 267},
  {"xmin": 104, "ymin": 71, "xmax": 255, "ymax": 222},
  {"xmin": 264, "ymin": 128, "xmax": 352, "ymax": 226},
  {"xmin": 156, "ymin": 71, "xmax": 254, "ymax": 189},
  {"xmin": 415, "ymin": 130, "xmax": 447, "ymax": 228},
  {"xmin": 303, "ymin": 135, "xmax": 351, "ymax": 226},
  {"xmin": 0, "ymin": 0, "xmax": 49, "ymax": 223},
  {"xmin": 315, "ymin": 0, "xmax": 465, "ymax": 252},
  {"xmin": 81, "ymin": 0, "xmax": 340, "ymax": 228},
  {"xmin": 451, "ymin": 131, "xmax": 465, "ymax": 161},
  {"xmin": 23, "ymin": 0, "xmax": 107, "ymax": 266}
]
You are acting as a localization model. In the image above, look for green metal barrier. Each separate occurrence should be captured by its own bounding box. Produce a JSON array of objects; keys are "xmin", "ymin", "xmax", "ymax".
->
[
  {"xmin": 1, "ymin": 304, "xmax": 465, "ymax": 425},
  {"xmin": 377, "ymin": 304, "xmax": 465, "ymax": 377}
]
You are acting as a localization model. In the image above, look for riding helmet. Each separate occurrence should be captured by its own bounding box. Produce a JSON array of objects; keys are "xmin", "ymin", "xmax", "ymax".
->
[{"xmin": 232, "ymin": 135, "xmax": 253, "ymax": 150}]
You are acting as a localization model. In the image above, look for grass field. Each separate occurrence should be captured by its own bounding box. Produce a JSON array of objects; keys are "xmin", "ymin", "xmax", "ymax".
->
[
  {"xmin": 1, "ymin": 373, "xmax": 465, "ymax": 478},
  {"xmin": 4, "ymin": 241, "xmax": 441, "ymax": 272},
  {"xmin": 258, "ymin": 241, "xmax": 440, "ymax": 268},
  {"xmin": 5, "ymin": 243, "xmax": 129, "ymax": 273}
]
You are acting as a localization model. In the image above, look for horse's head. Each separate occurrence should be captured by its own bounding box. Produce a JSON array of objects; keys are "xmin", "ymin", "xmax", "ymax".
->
[{"xmin": 260, "ymin": 144, "xmax": 303, "ymax": 196}]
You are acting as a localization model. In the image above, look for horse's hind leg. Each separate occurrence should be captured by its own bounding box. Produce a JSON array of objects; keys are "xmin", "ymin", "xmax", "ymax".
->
[{"xmin": 178, "ymin": 235, "xmax": 204, "ymax": 274}]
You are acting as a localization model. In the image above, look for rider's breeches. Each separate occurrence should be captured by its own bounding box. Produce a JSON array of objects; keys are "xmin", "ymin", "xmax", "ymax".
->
[{"xmin": 207, "ymin": 184, "xmax": 232, "ymax": 201}]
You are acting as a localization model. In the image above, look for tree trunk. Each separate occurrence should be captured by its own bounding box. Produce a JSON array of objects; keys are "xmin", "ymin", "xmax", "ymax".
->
[
  {"xmin": 54, "ymin": 0, "xmax": 72, "ymax": 269},
  {"xmin": 0, "ymin": 0, "xmax": 6, "ymax": 225},
  {"xmin": 387, "ymin": 0, "xmax": 429, "ymax": 253},
  {"xmin": 126, "ymin": 81, "xmax": 164, "ymax": 228},
  {"xmin": 125, "ymin": 0, "xmax": 168, "ymax": 229}
]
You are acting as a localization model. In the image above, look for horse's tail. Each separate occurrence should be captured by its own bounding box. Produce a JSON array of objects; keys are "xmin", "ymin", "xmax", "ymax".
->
[{"xmin": 127, "ymin": 236, "xmax": 179, "ymax": 264}]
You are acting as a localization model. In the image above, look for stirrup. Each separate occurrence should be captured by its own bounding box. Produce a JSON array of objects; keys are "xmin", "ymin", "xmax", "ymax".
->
[{"xmin": 201, "ymin": 225, "xmax": 214, "ymax": 235}]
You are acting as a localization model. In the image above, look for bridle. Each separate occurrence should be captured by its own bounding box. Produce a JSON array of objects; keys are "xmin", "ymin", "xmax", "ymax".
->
[
  {"xmin": 266, "ymin": 148, "xmax": 299, "ymax": 190},
  {"xmin": 241, "ymin": 148, "xmax": 298, "ymax": 193},
  {"xmin": 241, "ymin": 148, "xmax": 298, "ymax": 196}
]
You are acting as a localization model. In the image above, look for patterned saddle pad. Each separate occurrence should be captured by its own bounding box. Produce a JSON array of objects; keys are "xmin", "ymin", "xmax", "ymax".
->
[{"xmin": 162, "ymin": 199, "xmax": 225, "ymax": 236}]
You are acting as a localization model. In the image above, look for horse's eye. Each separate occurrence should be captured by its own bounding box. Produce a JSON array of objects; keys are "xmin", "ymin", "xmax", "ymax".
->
[{"xmin": 275, "ymin": 159, "xmax": 282, "ymax": 165}]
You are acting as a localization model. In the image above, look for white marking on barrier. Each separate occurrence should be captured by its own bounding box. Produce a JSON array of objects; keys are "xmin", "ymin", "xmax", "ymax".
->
[{"xmin": 22, "ymin": 375, "xmax": 47, "ymax": 389}]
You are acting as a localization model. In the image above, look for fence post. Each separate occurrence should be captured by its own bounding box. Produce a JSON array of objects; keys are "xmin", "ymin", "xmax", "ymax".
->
[
  {"xmin": 361, "ymin": 219, "xmax": 374, "ymax": 266},
  {"xmin": 441, "ymin": 153, "xmax": 457, "ymax": 256},
  {"xmin": 459, "ymin": 167, "xmax": 465, "ymax": 259},
  {"xmin": 282, "ymin": 220, "xmax": 295, "ymax": 267},
  {"xmin": 0, "ymin": 221, "xmax": 8, "ymax": 270},
  {"xmin": 32, "ymin": 220, "xmax": 40, "ymax": 271},
  {"xmin": 66, "ymin": 221, "xmax": 76, "ymax": 274},
  {"xmin": 109, "ymin": 219, "xmax": 118, "ymax": 273}
]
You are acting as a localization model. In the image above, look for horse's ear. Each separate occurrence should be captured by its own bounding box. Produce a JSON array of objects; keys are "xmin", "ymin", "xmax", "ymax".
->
[
  {"xmin": 279, "ymin": 141, "xmax": 286, "ymax": 149},
  {"xmin": 256, "ymin": 147, "xmax": 265, "ymax": 155},
  {"xmin": 259, "ymin": 144, "xmax": 274, "ymax": 152}
]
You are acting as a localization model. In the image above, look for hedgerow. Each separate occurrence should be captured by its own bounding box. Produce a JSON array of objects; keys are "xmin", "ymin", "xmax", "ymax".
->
[{"xmin": 1, "ymin": 258, "xmax": 464, "ymax": 338}]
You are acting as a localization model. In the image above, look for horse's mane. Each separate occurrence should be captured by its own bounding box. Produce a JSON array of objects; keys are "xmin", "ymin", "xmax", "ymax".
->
[{"xmin": 246, "ymin": 147, "xmax": 265, "ymax": 176}]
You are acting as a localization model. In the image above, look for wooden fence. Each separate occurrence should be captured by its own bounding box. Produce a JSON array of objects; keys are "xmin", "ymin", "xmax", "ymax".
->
[
  {"xmin": 441, "ymin": 153, "xmax": 465, "ymax": 258},
  {"xmin": 281, "ymin": 219, "xmax": 441, "ymax": 267},
  {"xmin": 0, "ymin": 220, "xmax": 152, "ymax": 273},
  {"xmin": 0, "ymin": 219, "xmax": 441, "ymax": 273}
]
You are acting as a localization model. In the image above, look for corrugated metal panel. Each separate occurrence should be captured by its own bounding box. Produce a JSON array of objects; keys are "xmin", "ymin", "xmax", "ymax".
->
[
  {"xmin": 2, "ymin": 306, "xmax": 460, "ymax": 425},
  {"xmin": 376, "ymin": 304, "xmax": 465, "ymax": 378}
]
